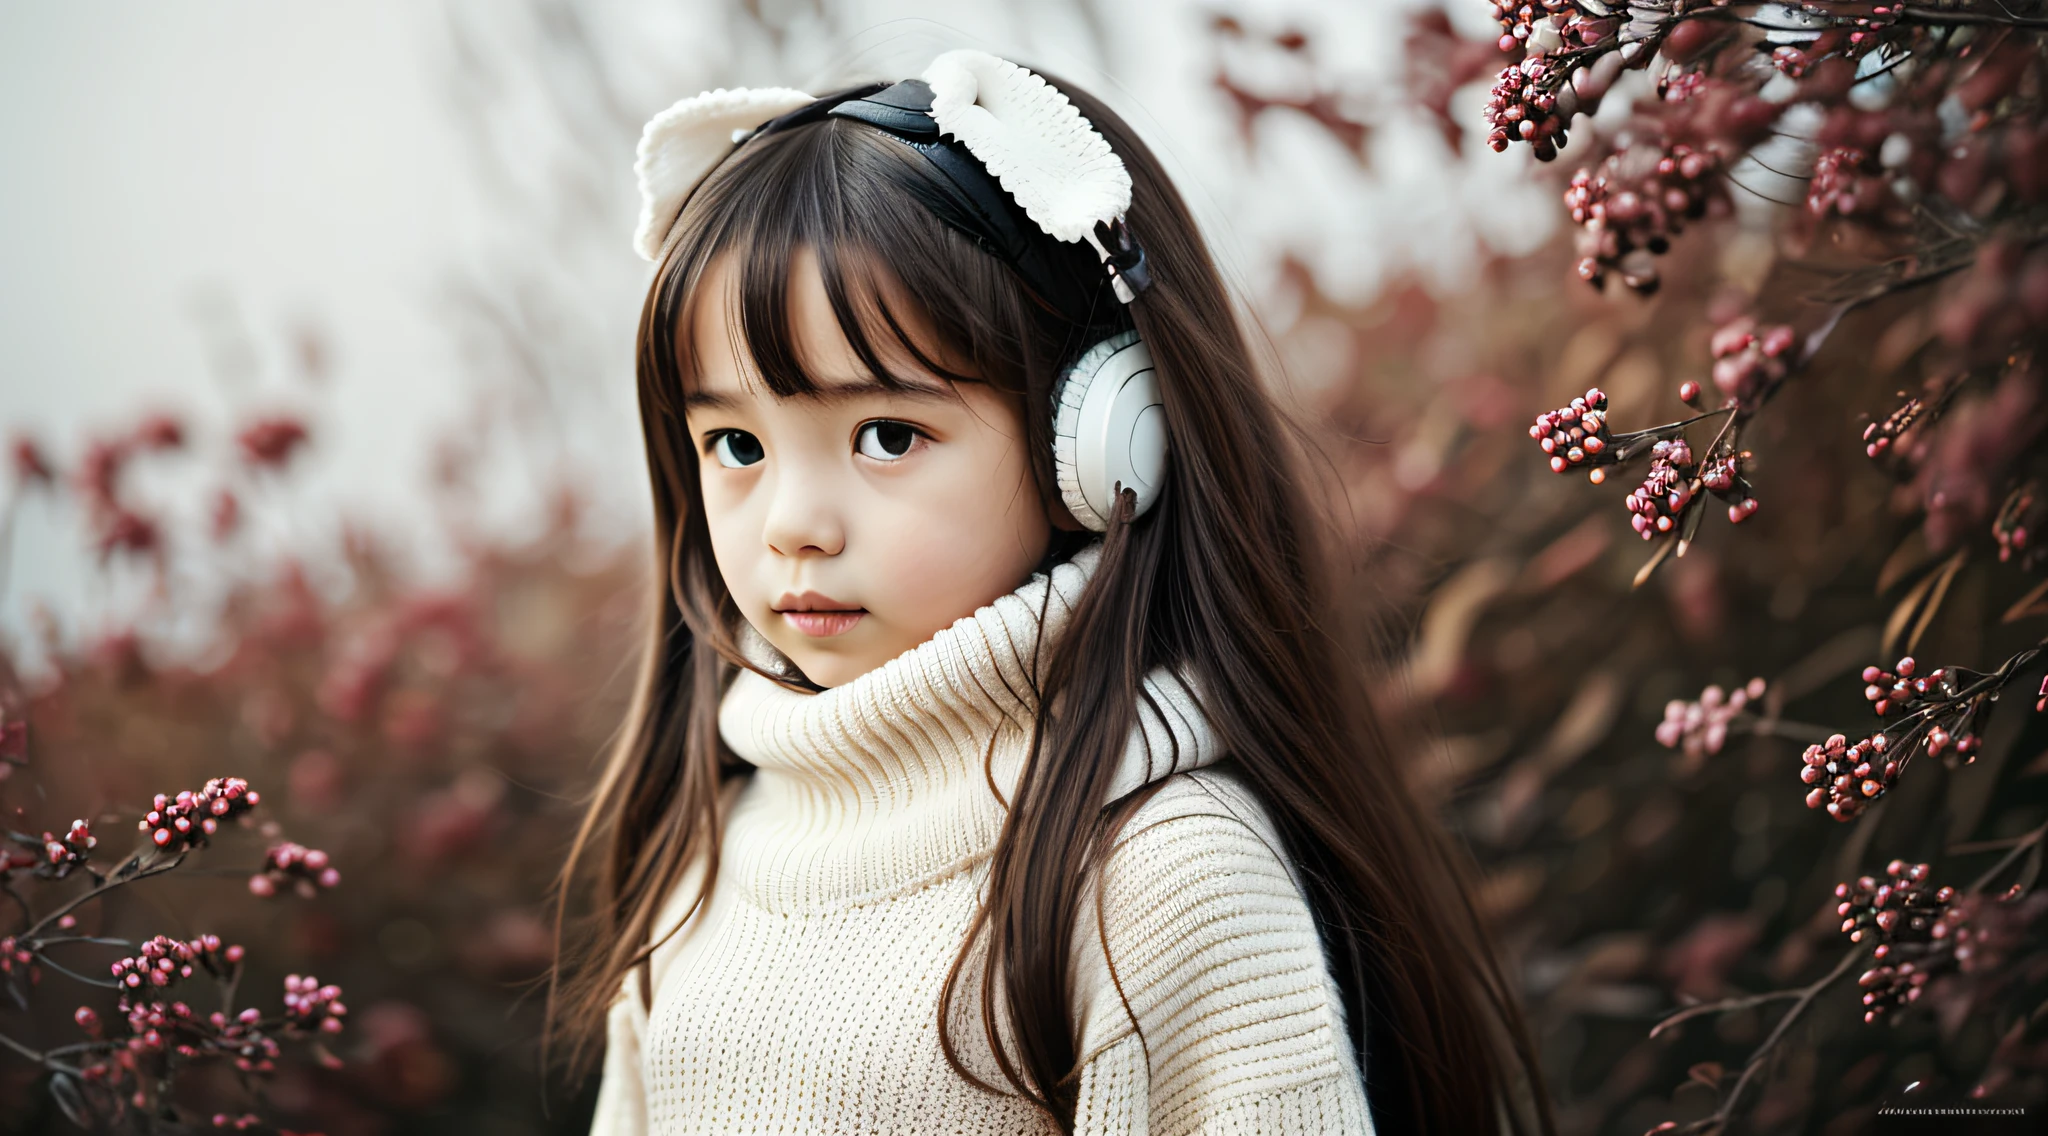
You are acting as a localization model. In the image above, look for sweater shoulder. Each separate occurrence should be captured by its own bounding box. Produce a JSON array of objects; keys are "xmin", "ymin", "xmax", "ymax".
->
[
  {"xmin": 1107, "ymin": 763, "xmax": 1316, "ymax": 912},
  {"xmin": 1074, "ymin": 764, "xmax": 1370, "ymax": 1130},
  {"xmin": 1092, "ymin": 763, "xmax": 1317, "ymax": 976},
  {"xmin": 1115, "ymin": 762, "xmax": 1290, "ymax": 852}
]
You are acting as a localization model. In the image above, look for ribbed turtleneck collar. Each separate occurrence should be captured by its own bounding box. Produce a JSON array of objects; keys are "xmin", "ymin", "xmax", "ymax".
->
[{"xmin": 715, "ymin": 539, "xmax": 1223, "ymax": 913}]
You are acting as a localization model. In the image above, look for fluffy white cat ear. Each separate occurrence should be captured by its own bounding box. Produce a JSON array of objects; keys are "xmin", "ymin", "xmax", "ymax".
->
[
  {"xmin": 633, "ymin": 86, "xmax": 815, "ymax": 261},
  {"xmin": 920, "ymin": 50, "xmax": 1132, "ymax": 244}
]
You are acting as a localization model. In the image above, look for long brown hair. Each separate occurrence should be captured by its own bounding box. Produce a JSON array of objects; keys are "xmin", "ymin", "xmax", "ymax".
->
[{"xmin": 549, "ymin": 66, "xmax": 1555, "ymax": 1136}]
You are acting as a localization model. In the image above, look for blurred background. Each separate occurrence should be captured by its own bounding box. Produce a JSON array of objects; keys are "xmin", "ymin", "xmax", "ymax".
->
[{"xmin": 3, "ymin": 0, "xmax": 2046, "ymax": 1133}]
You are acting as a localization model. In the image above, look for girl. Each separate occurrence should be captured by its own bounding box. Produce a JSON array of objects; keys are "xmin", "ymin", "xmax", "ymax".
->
[{"xmin": 550, "ymin": 49, "xmax": 1554, "ymax": 1136}]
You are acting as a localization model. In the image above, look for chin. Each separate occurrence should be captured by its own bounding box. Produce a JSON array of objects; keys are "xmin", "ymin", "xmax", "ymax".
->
[
  {"xmin": 777, "ymin": 626, "xmax": 921, "ymax": 690},
  {"xmin": 789, "ymin": 654, "xmax": 868, "ymax": 690},
  {"xmin": 770, "ymin": 638, "xmax": 864, "ymax": 690}
]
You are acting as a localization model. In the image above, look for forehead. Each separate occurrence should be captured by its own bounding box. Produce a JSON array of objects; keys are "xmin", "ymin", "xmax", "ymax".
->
[
  {"xmin": 671, "ymin": 244, "xmax": 958, "ymax": 409},
  {"xmin": 679, "ymin": 245, "xmax": 963, "ymax": 405}
]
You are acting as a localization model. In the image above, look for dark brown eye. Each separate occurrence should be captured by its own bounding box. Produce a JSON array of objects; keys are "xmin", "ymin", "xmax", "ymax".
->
[
  {"xmin": 711, "ymin": 431, "xmax": 764, "ymax": 468},
  {"xmin": 856, "ymin": 421, "xmax": 919, "ymax": 461}
]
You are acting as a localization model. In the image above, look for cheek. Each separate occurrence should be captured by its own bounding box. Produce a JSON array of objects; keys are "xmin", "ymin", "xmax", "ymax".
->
[
  {"xmin": 699, "ymin": 474, "xmax": 765, "ymax": 603},
  {"xmin": 866, "ymin": 428, "xmax": 1049, "ymax": 631}
]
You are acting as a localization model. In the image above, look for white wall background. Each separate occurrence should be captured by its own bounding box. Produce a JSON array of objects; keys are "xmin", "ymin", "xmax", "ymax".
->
[{"xmin": 0, "ymin": 0, "xmax": 1551, "ymax": 660}]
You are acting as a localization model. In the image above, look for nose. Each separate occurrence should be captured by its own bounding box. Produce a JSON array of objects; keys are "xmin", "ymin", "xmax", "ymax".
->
[{"xmin": 760, "ymin": 463, "xmax": 846, "ymax": 559}]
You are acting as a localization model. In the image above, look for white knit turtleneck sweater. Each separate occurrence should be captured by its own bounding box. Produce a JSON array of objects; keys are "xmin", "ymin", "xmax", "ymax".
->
[{"xmin": 588, "ymin": 543, "xmax": 1376, "ymax": 1134}]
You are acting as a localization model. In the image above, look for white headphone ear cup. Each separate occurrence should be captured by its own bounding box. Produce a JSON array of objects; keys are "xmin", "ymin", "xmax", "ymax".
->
[
  {"xmin": 1052, "ymin": 329, "xmax": 1166, "ymax": 531},
  {"xmin": 1052, "ymin": 337, "xmax": 1123, "ymax": 532}
]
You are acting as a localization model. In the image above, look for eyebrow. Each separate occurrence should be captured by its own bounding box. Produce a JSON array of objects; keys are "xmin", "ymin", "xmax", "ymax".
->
[{"xmin": 683, "ymin": 376, "xmax": 961, "ymax": 411}]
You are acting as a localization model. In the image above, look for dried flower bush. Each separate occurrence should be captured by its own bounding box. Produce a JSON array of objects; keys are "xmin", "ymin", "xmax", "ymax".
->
[
  {"xmin": 0, "ymin": 405, "xmax": 639, "ymax": 1134},
  {"xmin": 1381, "ymin": 0, "xmax": 2048, "ymax": 1128}
]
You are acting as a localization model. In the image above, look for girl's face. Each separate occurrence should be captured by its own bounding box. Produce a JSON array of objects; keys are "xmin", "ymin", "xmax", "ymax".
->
[{"xmin": 683, "ymin": 248, "xmax": 1058, "ymax": 688}]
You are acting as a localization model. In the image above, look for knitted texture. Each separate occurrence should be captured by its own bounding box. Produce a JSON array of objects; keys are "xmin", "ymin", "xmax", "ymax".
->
[
  {"xmin": 921, "ymin": 50, "xmax": 1133, "ymax": 243},
  {"xmin": 587, "ymin": 543, "xmax": 1375, "ymax": 1134},
  {"xmin": 633, "ymin": 86, "xmax": 814, "ymax": 261}
]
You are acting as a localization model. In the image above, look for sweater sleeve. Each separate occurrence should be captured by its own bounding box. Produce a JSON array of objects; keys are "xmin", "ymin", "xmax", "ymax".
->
[
  {"xmin": 586, "ymin": 781, "xmax": 734, "ymax": 1136},
  {"xmin": 1070, "ymin": 767, "xmax": 1377, "ymax": 1136},
  {"xmin": 587, "ymin": 968, "xmax": 650, "ymax": 1136}
]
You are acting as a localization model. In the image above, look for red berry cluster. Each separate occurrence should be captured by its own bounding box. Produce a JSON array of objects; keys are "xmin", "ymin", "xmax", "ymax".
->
[
  {"xmin": 7, "ymin": 818, "xmax": 96, "ymax": 881},
  {"xmin": 248, "ymin": 842, "xmax": 341, "ymax": 899},
  {"xmin": 1840, "ymin": 6, "xmax": 1904, "ymax": 52},
  {"xmin": 1565, "ymin": 143, "xmax": 1723, "ymax": 293},
  {"xmin": 1864, "ymin": 390, "xmax": 1928, "ymax": 459},
  {"xmin": 72, "ymin": 418, "xmax": 188, "ymax": 565},
  {"xmin": 1703, "ymin": 457, "xmax": 1752, "ymax": 498},
  {"xmin": 88, "ymin": 941, "xmax": 345, "ymax": 1087},
  {"xmin": 1862, "ymin": 656, "xmax": 1937, "ymax": 717},
  {"xmin": 1658, "ymin": 67, "xmax": 1708, "ymax": 103},
  {"xmin": 1836, "ymin": 859, "xmax": 1979, "ymax": 1023},
  {"xmin": 1489, "ymin": 0, "xmax": 1618, "ymax": 54},
  {"xmin": 124, "ymin": 997, "xmax": 208, "ymax": 1058},
  {"xmin": 1839, "ymin": 860, "xmax": 1954, "ymax": 946},
  {"xmin": 1853, "ymin": 960, "xmax": 1933, "ymax": 1023},
  {"xmin": 1709, "ymin": 318, "xmax": 1796, "ymax": 406},
  {"xmin": 213, "ymin": 1006, "xmax": 284, "ymax": 1073},
  {"xmin": 234, "ymin": 416, "xmax": 310, "ymax": 469},
  {"xmin": 1787, "ymin": 31, "xmax": 1845, "ymax": 76},
  {"xmin": 1530, "ymin": 387, "xmax": 1613, "ymax": 474},
  {"xmin": 138, "ymin": 778, "xmax": 259, "ymax": 853},
  {"xmin": 1801, "ymin": 731, "xmax": 1896, "ymax": 820},
  {"xmin": 1860, "ymin": 655, "xmax": 1982, "ymax": 760},
  {"xmin": 69, "ymin": 1041, "xmax": 140, "ymax": 1104},
  {"xmin": 110, "ymin": 934, "xmax": 241, "ymax": 995},
  {"xmin": 0, "ymin": 935, "xmax": 33, "ymax": 981},
  {"xmin": 120, "ymin": 996, "xmax": 287, "ymax": 1073},
  {"xmin": 1767, "ymin": 6, "xmax": 1900, "ymax": 78},
  {"xmin": 1489, "ymin": 0, "xmax": 1566, "ymax": 52},
  {"xmin": 1768, "ymin": 43, "xmax": 1820, "ymax": 78},
  {"xmin": 1993, "ymin": 483, "xmax": 2041, "ymax": 571},
  {"xmin": 1485, "ymin": 57, "xmax": 1573, "ymax": 160},
  {"xmin": 281, "ymin": 973, "xmax": 347, "ymax": 1035},
  {"xmin": 1809, "ymin": 146, "xmax": 1886, "ymax": 218},
  {"xmin": 1655, "ymin": 678, "xmax": 1766, "ymax": 759},
  {"xmin": 40, "ymin": 819, "xmax": 95, "ymax": 877},
  {"xmin": 1624, "ymin": 438, "xmax": 1695, "ymax": 540},
  {"xmin": 1700, "ymin": 453, "xmax": 1759, "ymax": 523}
]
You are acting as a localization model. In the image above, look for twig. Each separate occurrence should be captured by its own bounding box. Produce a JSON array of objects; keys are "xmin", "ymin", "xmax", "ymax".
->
[
  {"xmin": 1634, "ymin": 535, "xmax": 1679, "ymax": 588},
  {"xmin": 1967, "ymin": 819, "xmax": 2048, "ymax": 895},
  {"xmin": 1741, "ymin": 718, "xmax": 1837, "ymax": 745},
  {"xmin": 1897, "ymin": 5, "xmax": 2048, "ymax": 28},
  {"xmin": 32, "ymin": 935, "xmax": 134, "ymax": 949},
  {"xmin": 19, "ymin": 852, "xmax": 187, "ymax": 946},
  {"xmin": 1725, "ymin": 170, "xmax": 1808, "ymax": 208},
  {"xmin": 1, "ymin": 875, "xmax": 31, "ymax": 927},
  {"xmin": 1650, "ymin": 987, "xmax": 1807, "ymax": 1037},
  {"xmin": 0, "ymin": 1026, "xmax": 88, "ymax": 1078},
  {"xmin": 1949, "ymin": 822, "xmax": 2048, "ymax": 856},
  {"xmin": 30, "ymin": 952, "xmax": 119, "ymax": 989},
  {"xmin": 1608, "ymin": 407, "xmax": 1739, "ymax": 464},
  {"xmin": 1681, "ymin": 944, "xmax": 1866, "ymax": 1133}
]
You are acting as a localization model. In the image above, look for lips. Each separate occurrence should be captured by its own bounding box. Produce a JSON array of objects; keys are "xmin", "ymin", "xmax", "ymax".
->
[
  {"xmin": 781, "ymin": 611, "xmax": 865, "ymax": 637},
  {"xmin": 773, "ymin": 591, "xmax": 866, "ymax": 638}
]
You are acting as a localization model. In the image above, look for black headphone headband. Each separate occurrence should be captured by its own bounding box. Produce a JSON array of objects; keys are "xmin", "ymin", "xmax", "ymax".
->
[{"xmin": 739, "ymin": 80, "xmax": 1122, "ymax": 329}]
